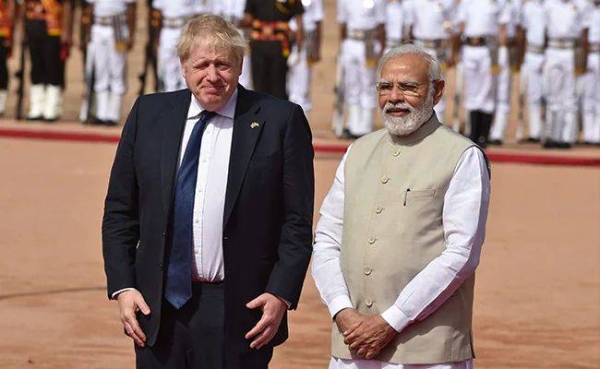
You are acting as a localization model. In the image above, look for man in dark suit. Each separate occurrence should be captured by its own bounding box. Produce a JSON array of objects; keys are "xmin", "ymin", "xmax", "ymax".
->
[{"xmin": 102, "ymin": 14, "xmax": 314, "ymax": 369}]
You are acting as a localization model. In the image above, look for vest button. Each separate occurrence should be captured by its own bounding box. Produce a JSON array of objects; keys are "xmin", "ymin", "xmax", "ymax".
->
[
  {"xmin": 381, "ymin": 176, "xmax": 389, "ymax": 184},
  {"xmin": 368, "ymin": 237, "xmax": 376, "ymax": 244},
  {"xmin": 375, "ymin": 207, "xmax": 383, "ymax": 214},
  {"xmin": 364, "ymin": 267, "xmax": 372, "ymax": 275},
  {"xmin": 365, "ymin": 298, "xmax": 373, "ymax": 308},
  {"xmin": 393, "ymin": 149, "xmax": 401, "ymax": 157}
]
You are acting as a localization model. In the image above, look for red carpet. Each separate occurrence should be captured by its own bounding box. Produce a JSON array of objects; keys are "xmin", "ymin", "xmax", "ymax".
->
[{"xmin": 2, "ymin": 127, "xmax": 599, "ymax": 167}]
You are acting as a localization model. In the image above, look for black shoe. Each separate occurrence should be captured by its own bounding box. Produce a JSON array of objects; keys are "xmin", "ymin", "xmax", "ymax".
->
[
  {"xmin": 103, "ymin": 120, "xmax": 118, "ymax": 127},
  {"xmin": 43, "ymin": 116, "xmax": 58, "ymax": 123},
  {"xmin": 543, "ymin": 140, "xmax": 557, "ymax": 149},
  {"xmin": 341, "ymin": 128, "xmax": 362, "ymax": 140},
  {"xmin": 488, "ymin": 139, "xmax": 503, "ymax": 146},
  {"xmin": 26, "ymin": 115, "xmax": 44, "ymax": 121},
  {"xmin": 89, "ymin": 117, "xmax": 106, "ymax": 126},
  {"xmin": 556, "ymin": 142, "xmax": 572, "ymax": 149},
  {"xmin": 525, "ymin": 137, "xmax": 540, "ymax": 143}
]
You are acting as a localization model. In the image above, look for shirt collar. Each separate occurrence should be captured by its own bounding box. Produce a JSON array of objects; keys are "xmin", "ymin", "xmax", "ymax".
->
[{"xmin": 188, "ymin": 87, "xmax": 238, "ymax": 120}]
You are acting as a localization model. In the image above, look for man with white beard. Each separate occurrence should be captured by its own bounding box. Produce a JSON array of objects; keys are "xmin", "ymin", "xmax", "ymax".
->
[{"xmin": 312, "ymin": 44, "xmax": 491, "ymax": 368}]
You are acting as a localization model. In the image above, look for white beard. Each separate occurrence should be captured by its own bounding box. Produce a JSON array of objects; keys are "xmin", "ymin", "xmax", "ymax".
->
[{"xmin": 382, "ymin": 90, "xmax": 435, "ymax": 137}]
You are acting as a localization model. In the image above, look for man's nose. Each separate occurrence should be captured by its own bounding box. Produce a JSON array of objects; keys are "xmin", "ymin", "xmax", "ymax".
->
[
  {"xmin": 387, "ymin": 85, "xmax": 405, "ymax": 103},
  {"xmin": 206, "ymin": 65, "xmax": 219, "ymax": 81}
]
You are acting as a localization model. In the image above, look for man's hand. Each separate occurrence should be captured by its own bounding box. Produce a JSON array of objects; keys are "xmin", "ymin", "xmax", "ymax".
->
[
  {"xmin": 116, "ymin": 290, "xmax": 151, "ymax": 347},
  {"xmin": 343, "ymin": 315, "xmax": 397, "ymax": 359},
  {"xmin": 334, "ymin": 308, "xmax": 363, "ymax": 335},
  {"xmin": 245, "ymin": 293, "xmax": 287, "ymax": 350}
]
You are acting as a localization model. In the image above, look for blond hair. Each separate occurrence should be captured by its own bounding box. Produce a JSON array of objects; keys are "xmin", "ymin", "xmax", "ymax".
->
[{"xmin": 177, "ymin": 15, "xmax": 247, "ymax": 64}]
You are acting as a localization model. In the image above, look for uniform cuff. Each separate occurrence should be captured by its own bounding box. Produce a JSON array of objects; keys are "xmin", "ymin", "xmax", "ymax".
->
[
  {"xmin": 381, "ymin": 304, "xmax": 411, "ymax": 333},
  {"xmin": 111, "ymin": 287, "xmax": 135, "ymax": 300},
  {"xmin": 328, "ymin": 295, "xmax": 353, "ymax": 319}
]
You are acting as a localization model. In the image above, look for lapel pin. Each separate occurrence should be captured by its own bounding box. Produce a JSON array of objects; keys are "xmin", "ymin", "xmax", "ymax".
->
[{"xmin": 250, "ymin": 122, "xmax": 260, "ymax": 129}]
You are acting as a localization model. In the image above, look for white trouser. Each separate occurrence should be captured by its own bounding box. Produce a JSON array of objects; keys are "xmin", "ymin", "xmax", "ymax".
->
[
  {"xmin": 329, "ymin": 357, "xmax": 474, "ymax": 369},
  {"xmin": 490, "ymin": 46, "xmax": 512, "ymax": 140},
  {"xmin": 288, "ymin": 46, "xmax": 312, "ymax": 113},
  {"xmin": 91, "ymin": 24, "xmax": 127, "ymax": 121},
  {"xmin": 158, "ymin": 27, "xmax": 186, "ymax": 92},
  {"xmin": 341, "ymin": 39, "xmax": 378, "ymax": 108},
  {"xmin": 543, "ymin": 48, "xmax": 577, "ymax": 143},
  {"xmin": 91, "ymin": 24, "xmax": 127, "ymax": 95},
  {"xmin": 341, "ymin": 39, "xmax": 379, "ymax": 135},
  {"xmin": 582, "ymin": 53, "xmax": 600, "ymax": 143},
  {"xmin": 462, "ymin": 45, "xmax": 495, "ymax": 114},
  {"xmin": 524, "ymin": 51, "xmax": 546, "ymax": 139}
]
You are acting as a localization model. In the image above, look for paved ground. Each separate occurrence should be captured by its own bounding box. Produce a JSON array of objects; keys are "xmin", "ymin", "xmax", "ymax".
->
[{"xmin": 0, "ymin": 0, "xmax": 599, "ymax": 368}]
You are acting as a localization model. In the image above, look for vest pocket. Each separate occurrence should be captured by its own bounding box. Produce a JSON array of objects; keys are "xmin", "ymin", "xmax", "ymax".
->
[{"xmin": 405, "ymin": 188, "xmax": 436, "ymax": 198}]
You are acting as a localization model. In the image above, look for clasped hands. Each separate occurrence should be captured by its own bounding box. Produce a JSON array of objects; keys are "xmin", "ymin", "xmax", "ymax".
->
[{"xmin": 335, "ymin": 308, "xmax": 398, "ymax": 360}]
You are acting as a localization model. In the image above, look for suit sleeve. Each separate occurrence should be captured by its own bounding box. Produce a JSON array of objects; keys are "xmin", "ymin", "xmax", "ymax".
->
[
  {"xmin": 102, "ymin": 97, "xmax": 141, "ymax": 299},
  {"xmin": 265, "ymin": 104, "xmax": 315, "ymax": 309}
]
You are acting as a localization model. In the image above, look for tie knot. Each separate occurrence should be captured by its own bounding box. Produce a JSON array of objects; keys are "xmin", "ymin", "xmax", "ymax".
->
[{"xmin": 199, "ymin": 110, "xmax": 217, "ymax": 124}]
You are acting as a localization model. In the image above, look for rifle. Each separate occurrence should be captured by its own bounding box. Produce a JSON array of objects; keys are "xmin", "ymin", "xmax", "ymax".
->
[
  {"xmin": 452, "ymin": 61, "xmax": 463, "ymax": 133},
  {"xmin": 515, "ymin": 64, "xmax": 527, "ymax": 142},
  {"xmin": 138, "ymin": 7, "xmax": 160, "ymax": 95},
  {"xmin": 79, "ymin": 42, "xmax": 95, "ymax": 123},
  {"xmin": 14, "ymin": 37, "xmax": 26, "ymax": 120},
  {"xmin": 332, "ymin": 54, "xmax": 345, "ymax": 137}
]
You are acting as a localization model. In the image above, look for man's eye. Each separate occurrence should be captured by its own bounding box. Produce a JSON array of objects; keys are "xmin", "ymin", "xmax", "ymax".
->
[
  {"xmin": 399, "ymin": 84, "xmax": 419, "ymax": 93},
  {"xmin": 378, "ymin": 83, "xmax": 393, "ymax": 91}
]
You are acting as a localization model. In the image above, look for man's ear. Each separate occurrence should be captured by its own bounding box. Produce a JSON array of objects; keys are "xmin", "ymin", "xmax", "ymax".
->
[{"xmin": 433, "ymin": 80, "xmax": 446, "ymax": 105}]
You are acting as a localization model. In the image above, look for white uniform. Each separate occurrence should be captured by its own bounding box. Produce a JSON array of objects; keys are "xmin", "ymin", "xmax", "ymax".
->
[
  {"xmin": 154, "ymin": 0, "xmax": 201, "ymax": 92},
  {"xmin": 542, "ymin": 0, "xmax": 589, "ymax": 145},
  {"xmin": 404, "ymin": 0, "xmax": 457, "ymax": 122},
  {"xmin": 211, "ymin": 0, "xmax": 254, "ymax": 89},
  {"xmin": 457, "ymin": 0, "xmax": 510, "ymax": 114},
  {"xmin": 384, "ymin": 0, "xmax": 407, "ymax": 51},
  {"xmin": 490, "ymin": 0, "xmax": 522, "ymax": 143},
  {"xmin": 582, "ymin": 1, "xmax": 600, "ymax": 144},
  {"xmin": 338, "ymin": 0, "xmax": 387, "ymax": 136},
  {"xmin": 88, "ymin": 0, "xmax": 136, "ymax": 124},
  {"xmin": 520, "ymin": 0, "xmax": 546, "ymax": 141},
  {"xmin": 288, "ymin": 0, "xmax": 324, "ymax": 112}
]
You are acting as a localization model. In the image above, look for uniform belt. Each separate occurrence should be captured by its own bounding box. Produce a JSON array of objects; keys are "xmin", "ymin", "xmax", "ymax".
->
[
  {"xmin": 95, "ymin": 15, "xmax": 125, "ymax": 26},
  {"xmin": 590, "ymin": 43, "xmax": 600, "ymax": 53},
  {"xmin": 414, "ymin": 38, "xmax": 444, "ymax": 49},
  {"xmin": 548, "ymin": 39, "xmax": 576, "ymax": 49},
  {"xmin": 527, "ymin": 43, "xmax": 545, "ymax": 54},
  {"xmin": 347, "ymin": 29, "xmax": 374, "ymax": 41},
  {"xmin": 464, "ymin": 36, "xmax": 487, "ymax": 47},
  {"xmin": 163, "ymin": 17, "xmax": 188, "ymax": 28}
]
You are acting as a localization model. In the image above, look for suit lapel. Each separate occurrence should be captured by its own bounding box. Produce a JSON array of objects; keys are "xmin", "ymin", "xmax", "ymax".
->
[
  {"xmin": 224, "ymin": 86, "xmax": 265, "ymax": 226},
  {"xmin": 160, "ymin": 90, "xmax": 192, "ymax": 215}
]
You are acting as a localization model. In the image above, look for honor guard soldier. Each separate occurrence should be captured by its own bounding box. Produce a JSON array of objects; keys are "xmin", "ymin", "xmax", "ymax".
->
[
  {"xmin": 154, "ymin": 0, "xmax": 203, "ymax": 92},
  {"xmin": 582, "ymin": 0, "xmax": 600, "ymax": 146},
  {"xmin": 23, "ymin": 0, "xmax": 73, "ymax": 121},
  {"xmin": 287, "ymin": 0, "xmax": 323, "ymax": 113},
  {"xmin": 243, "ymin": 0, "xmax": 304, "ymax": 99},
  {"xmin": 456, "ymin": 0, "xmax": 510, "ymax": 148},
  {"xmin": 338, "ymin": 0, "xmax": 386, "ymax": 138},
  {"xmin": 489, "ymin": 0, "xmax": 523, "ymax": 145},
  {"xmin": 0, "ymin": 0, "xmax": 14, "ymax": 116},
  {"xmin": 542, "ymin": 0, "xmax": 589, "ymax": 148},
  {"xmin": 519, "ymin": 0, "xmax": 545, "ymax": 143},
  {"xmin": 212, "ymin": 0, "xmax": 253, "ymax": 89},
  {"xmin": 86, "ymin": 0, "xmax": 135, "ymax": 126},
  {"xmin": 384, "ymin": 0, "xmax": 406, "ymax": 52},
  {"xmin": 404, "ymin": 0, "xmax": 458, "ymax": 123}
]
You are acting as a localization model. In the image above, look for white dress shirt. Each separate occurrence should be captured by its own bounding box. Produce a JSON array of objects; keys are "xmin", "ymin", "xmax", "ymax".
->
[
  {"xmin": 337, "ymin": 0, "xmax": 387, "ymax": 31},
  {"xmin": 312, "ymin": 144, "xmax": 490, "ymax": 369},
  {"xmin": 181, "ymin": 90, "xmax": 237, "ymax": 282},
  {"xmin": 88, "ymin": 0, "xmax": 135, "ymax": 17},
  {"xmin": 404, "ymin": 0, "xmax": 456, "ymax": 41}
]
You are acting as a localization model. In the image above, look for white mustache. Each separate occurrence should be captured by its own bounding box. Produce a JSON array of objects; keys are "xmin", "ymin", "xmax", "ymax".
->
[{"xmin": 383, "ymin": 102, "xmax": 415, "ymax": 113}]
